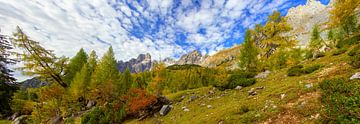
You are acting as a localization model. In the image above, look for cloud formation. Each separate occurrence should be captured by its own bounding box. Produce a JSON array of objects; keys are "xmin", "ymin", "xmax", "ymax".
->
[{"xmin": 0, "ymin": 0, "xmax": 329, "ymax": 80}]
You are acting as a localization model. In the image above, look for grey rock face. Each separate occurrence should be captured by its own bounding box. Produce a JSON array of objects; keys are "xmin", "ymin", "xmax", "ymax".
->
[
  {"xmin": 176, "ymin": 50, "xmax": 206, "ymax": 65},
  {"xmin": 159, "ymin": 105, "xmax": 172, "ymax": 116},
  {"xmin": 117, "ymin": 53, "xmax": 152, "ymax": 73},
  {"xmin": 286, "ymin": 0, "xmax": 331, "ymax": 46}
]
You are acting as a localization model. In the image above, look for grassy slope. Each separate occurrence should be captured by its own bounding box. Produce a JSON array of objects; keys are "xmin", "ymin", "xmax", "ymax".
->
[{"xmin": 126, "ymin": 49, "xmax": 359, "ymax": 124}]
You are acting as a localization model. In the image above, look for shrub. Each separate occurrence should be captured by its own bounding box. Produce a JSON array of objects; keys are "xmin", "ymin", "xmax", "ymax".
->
[
  {"xmin": 227, "ymin": 78, "xmax": 256, "ymax": 89},
  {"xmin": 302, "ymin": 64, "xmax": 322, "ymax": 74},
  {"xmin": 304, "ymin": 50, "xmax": 313, "ymax": 60},
  {"xmin": 287, "ymin": 65, "xmax": 304, "ymax": 76},
  {"xmin": 287, "ymin": 64, "xmax": 321, "ymax": 76},
  {"xmin": 331, "ymin": 48, "xmax": 347, "ymax": 56},
  {"xmin": 349, "ymin": 55, "xmax": 360, "ymax": 68},
  {"xmin": 226, "ymin": 73, "xmax": 256, "ymax": 89},
  {"xmin": 319, "ymin": 78, "xmax": 360, "ymax": 123},
  {"xmin": 336, "ymin": 35, "xmax": 360, "ymax": 48},
  {"xmin": 124, "ymin": 88, "xmax": 157, "ymax": 116},
  {"xmin": 348, "ymin": 45, "xmax": 360, "ymax": 56},
  {"xmin": 81, "ymin": 105, "xmax": 126, "ymax": 124}
]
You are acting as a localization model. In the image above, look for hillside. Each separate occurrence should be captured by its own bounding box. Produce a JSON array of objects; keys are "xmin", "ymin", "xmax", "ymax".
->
[
  {"xmin": 201, "ymin": 45, "xmax": 242, "ymax": 69},
  {"xmin": 125, "ymin": 46, "xmax": 360, "ymax": 124}
]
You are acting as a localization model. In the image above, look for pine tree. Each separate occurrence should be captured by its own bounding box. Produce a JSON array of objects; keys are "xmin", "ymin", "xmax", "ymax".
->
[
  {"xmin": 239, "ymin": 29, "xmax": 259, "ymax": 71},
  {"xmin": 64, "ymin": 48, "xmax": 88, "ymax": 85},
  {"xmin": 11, "ymin": 26, "xmax": 68, "ymax": 88},
  {"xmin": 309, "ymin": 25, "xmax": 323, "ymax": 52}
]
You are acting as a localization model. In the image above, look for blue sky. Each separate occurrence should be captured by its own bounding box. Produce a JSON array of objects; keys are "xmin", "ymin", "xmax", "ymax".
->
[{"xmin": 0, "ymin": 0, "xmax": 329, "ymax": 80}]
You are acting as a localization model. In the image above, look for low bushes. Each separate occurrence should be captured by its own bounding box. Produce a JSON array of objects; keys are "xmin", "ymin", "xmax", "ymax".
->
[
  {"xmin": 225, "ymin": 72, "xmax": 256, "ymax": 89},
  {"xmin": 331, "ymin": 48, "xmax": 347, "ymax": 56},
  {"xmin": 336, "ymin": 35, "xmax": 360, "ymax": 48},
  {"xmin": 287, "ymin": 64, "xmax": 322, "ymax": 76},
  {"xmin": 81, "ymin": 104, "xmax": 126, "ymax": 124},
  {"xmin": 319, "ymin": 78, "xmax": 360, "ymax": 123},
  {"xmin": 348, "ymin": 45, "xmax": 360, "ymax": 68}
]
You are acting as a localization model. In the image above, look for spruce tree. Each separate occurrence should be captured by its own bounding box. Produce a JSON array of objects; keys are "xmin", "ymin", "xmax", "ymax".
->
[
  {"xmin": 0, "ymin": 29, "xmax": 17, "ymax": 116},
  {"xmin": 64, "ymin": 48, "xmax": 88, "ymax": 85}
]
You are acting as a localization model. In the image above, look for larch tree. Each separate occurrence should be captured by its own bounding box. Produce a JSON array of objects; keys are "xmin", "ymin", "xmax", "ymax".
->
[
  {"xmin": 90, "ymin": 46, "xmax": 120, "ymax": 101},
  {"xmin": 64, "ymin": 48, "xmax": 88, "ymax": 85},
  {"xmin": 11, "ymin": 26, "xmax": 68, "ymax": 88},
  {"xmin": 122, "ymin": 68, "xmax": 133, "ymax": 92},
  {"xmin": 239, "ymin": 29, "xmax": 259, "ymax": 71},
  {"xmin": 329, "ymin": 0, "xmax": 360, "ymax": 29},
  {"xmin": 309, "ymin": 25, "xmax": 324, "ymax": 52}
]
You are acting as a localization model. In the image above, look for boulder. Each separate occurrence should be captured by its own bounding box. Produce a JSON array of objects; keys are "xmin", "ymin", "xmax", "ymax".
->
[
  {"xmin": 305, "ymin": 83, "xmax": 313, "ymax": 89},
  {"xmin": 8, "ymin": 112, "xmax": 19, "ymax": 120},
  {"xmin": 255, "ymin": 70, "xmax": 271, "ymax": 79},
  {"xmin": 248, "ymin": 88, "xmax": 257, "ymax": 96},
  {"xmin": 12, "ymin": 115, "xmax": 27, "ymax": 124},
  {"xmin": 159, "ymin": 105, "xmax": 172, "ymax": 116},
  {"xmin": 86, "ymin": 100, "xmax": 96, "ymax": 109},
  {"xmin": 234, "ymin": 86, "xmax": 242, "ymax": 90},
  {"xmin": 183, "ymin": 108, "xmax": 190, "ymax": 112},
  {"xmin": 350, "ymin": 72, "xmax": 360, "ymax": 80},
  {"xmin": 207, "ymin": 105, "xmax": 213, "ymax": 109},
  {"xmin": 189, "ymin": 95, "xmax": 198, "ymax": 102}
]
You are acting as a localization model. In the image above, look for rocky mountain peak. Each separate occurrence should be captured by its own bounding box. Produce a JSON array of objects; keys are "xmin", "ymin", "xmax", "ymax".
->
[
  {"xmin": 176, "ymin": 50, "xmax": 205, "ymax": 65},
  {"xmin": 117, "ymin": 53, "xmax": 152, "ymax": 73}
]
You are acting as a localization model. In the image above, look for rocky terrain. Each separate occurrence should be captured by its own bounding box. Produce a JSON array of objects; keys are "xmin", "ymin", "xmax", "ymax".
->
[{"xmin": 286, "ymin": 0, "xmax": 332, "ymax": 46}]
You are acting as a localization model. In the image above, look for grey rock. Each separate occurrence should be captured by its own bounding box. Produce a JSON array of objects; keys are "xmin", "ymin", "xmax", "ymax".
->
[
  {"xmin": 86, "ymin": 100, "xmax": 96, "ymax": 109},
  {"xmin": 159, "ymin": 105, "xmax": 172, "ymax": 116},
  {"xmin": 234, "ymin": 86, "xmax": 242, "ymax": 90},
  {"xmin": 350, "ymin": 72, "xmax": 360, "ymax": 80},
  {"xmin": 207, "ymin": 105, "xmax": 213, "ymax": 109},
  {"xmin": 208, "ymin": 90, "xmax": 215, "ymax": 94},
  {"xmin": 189, "ymin": 95, "xmax": 198, "ymax": 102},
  {"xmin": 248, "ymin": 88, "xmax": 257, "ymax": 96},
  {"xmin": 117, "ymin": 53, "xmax": 152, "ymax": 73},
  {"xmin": 280, "ymin": 94, "xmax": 286, "ymax": 100},
  {"xmin": 305, "ymin": 83, "xmax": 313, "ymax": 89},
  {"xmin": 12, "ymin": 115, "xmax": 27, "ymax": 124},
  {"xmin": 9, "ymin": 112, "xmax": 19, "ymax": 120},
  {"xmin": 176, "ymin": 50, "xmax": 206, "ymax": 65},
  {"xmin": 183, "ymin": 108, "xmax": 190, "ymax": 112},
  {"xmin": 255, "ymin": 70, "xmax": 271, "ymax": 79}
]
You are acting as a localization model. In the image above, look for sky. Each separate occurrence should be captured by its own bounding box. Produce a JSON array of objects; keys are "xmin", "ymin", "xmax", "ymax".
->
[{"xmin": 0, "ymin": 0, "xmax": 329, "ymax": 81}]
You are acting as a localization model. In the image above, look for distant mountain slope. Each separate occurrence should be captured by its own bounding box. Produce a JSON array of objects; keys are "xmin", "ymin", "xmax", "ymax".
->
[
  {"xmin": 201, "ymin": 45, "xmax": 241, "ymax": 70},
  {"xmin": 18, "ymin": 77, "xmax": 49, "ymax": 89}
]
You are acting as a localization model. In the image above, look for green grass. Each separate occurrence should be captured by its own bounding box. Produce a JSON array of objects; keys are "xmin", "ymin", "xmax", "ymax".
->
[
  {"xmin": 124, "ymin": 51, "xmax": 359, "ymax": 124},
  {"xmin": 0, "ymin": 120, "xmax": 12, "ymax": 124}
]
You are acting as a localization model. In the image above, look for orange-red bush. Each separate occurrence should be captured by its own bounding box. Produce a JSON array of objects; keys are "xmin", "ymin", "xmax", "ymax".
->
[{"xmin": 124, "ymin": 88, "xmax": 156, "ymax": 115}]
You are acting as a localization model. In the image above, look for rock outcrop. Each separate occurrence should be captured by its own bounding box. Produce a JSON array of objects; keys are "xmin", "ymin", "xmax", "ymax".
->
[
  {"xmin": 176, "ymin": 50, "xmax": 207, "ymax": 65},
  {"xmin": 286, "ymin": 0, "xmax": 332, "ymax": 46},
  {"xmin": 117, "ymin": 53, "xmax": 152, "ymax": 73}
]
